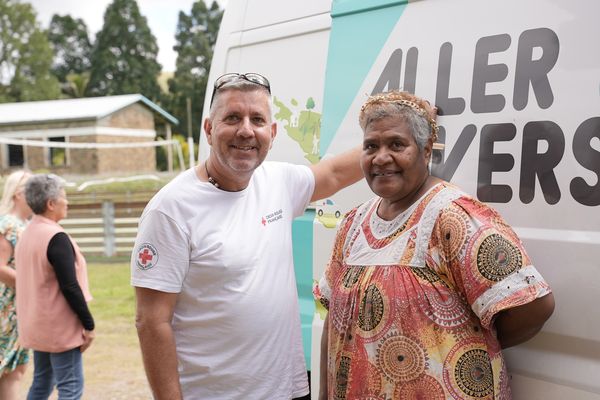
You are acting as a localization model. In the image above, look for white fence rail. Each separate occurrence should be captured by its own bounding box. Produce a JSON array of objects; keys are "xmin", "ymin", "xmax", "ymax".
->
[{"xmin": 61, "ymin": 200, "xmax": 146, "ymax": 257}]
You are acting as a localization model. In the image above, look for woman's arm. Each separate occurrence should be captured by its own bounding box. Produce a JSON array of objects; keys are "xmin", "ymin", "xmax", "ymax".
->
[
  {"xmin": 47, "ymin": 232, "xmax": 95, "ymax": 337},
  {"xmin": 495, "ymin": 292, "xmax": 555, "ymax": 348},
  {"xmin": 0, "ymin": 236, "xmax": 16, "ymax": 287}
]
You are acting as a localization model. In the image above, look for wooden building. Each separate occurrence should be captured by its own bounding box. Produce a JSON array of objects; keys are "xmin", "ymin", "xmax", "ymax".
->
[{"xmin": 0, "ymin": 94, "xmax": 178, "ymax": 175}]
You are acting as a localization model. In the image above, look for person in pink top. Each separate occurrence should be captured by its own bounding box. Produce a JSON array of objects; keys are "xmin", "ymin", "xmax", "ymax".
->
[{"xmin": 15, "ymin": 174, "xmax": 94, "ymax": 400}]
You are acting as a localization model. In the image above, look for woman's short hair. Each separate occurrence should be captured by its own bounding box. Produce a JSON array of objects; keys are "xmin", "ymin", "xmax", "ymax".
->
[
  {"xmin": 0, "ymin": 170, "xmax": 30, "ymax": 215},
  {"xmin": 359, "ymin": 91, "xmax": 438, "ymax": 151},
  {"xmin": 25, "ymin": 174, "xmax": 65, "ymax": 215}
]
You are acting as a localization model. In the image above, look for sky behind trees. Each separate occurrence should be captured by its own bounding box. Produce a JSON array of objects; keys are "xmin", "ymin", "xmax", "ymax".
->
[{"xmin": 28, "ymin": 0, "xmax": 227, "ymax": 72}]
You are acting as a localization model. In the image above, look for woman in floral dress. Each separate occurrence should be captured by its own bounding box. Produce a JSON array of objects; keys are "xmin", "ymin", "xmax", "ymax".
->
[
  {"xmin": 314, "ymin": 91, "xmax": 555, "ymax": 399},
  {"xmin": 0, "ymin": 170, "xmax": 32, "ymax": 399}
]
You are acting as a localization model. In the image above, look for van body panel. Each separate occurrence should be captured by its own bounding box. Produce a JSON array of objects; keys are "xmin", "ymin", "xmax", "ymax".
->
[{"xmin": 202, "ymin": 1, "xmax": 600, "ymax": 398}]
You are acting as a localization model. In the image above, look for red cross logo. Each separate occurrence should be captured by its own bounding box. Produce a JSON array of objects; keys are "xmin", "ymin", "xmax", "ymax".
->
[
  {"xmin": 262, "ymin": 217, "xmax": 266, "ymax": 226},
  {"xmin": 138, "ymin": 248, "xmax": 153, "ymax": 265},
  {"xmin": 135, "ymin": 243, "xmax": 158, "ymax": 270}
]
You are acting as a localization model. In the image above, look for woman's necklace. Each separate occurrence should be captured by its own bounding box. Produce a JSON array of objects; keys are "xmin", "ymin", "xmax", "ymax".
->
[{"xmin": 205, "ymin": 162, "xmax": 219, "ymax": 188}]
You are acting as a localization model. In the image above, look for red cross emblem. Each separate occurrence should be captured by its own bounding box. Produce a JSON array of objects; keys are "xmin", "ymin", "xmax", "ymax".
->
[
  {"xmin": 135, "ymin": 243, "xmax": 158, "ymax": 270},
  {"xmin": 261, "ymin": 217, "xmax": 266, "ymax": 226},
  {"xmin": 139, "ymin": 248, "xmax": 153, "ymax": 265}
]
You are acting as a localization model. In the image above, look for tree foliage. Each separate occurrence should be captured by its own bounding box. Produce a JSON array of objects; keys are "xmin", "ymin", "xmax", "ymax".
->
[
  {"xmin": 47, "ymin": 14, "xmax": 92, "ymax": 83},
  {"xmin": 86, "ymin": 0, "xmax": 162, "ymax": 101},
  {"xmin": 0, "ymin": 0, "xmax": 60, "ymax": 102},
  {"xmin": 168, "ymin": 0, "xmax": 222, "ymax": 141}
]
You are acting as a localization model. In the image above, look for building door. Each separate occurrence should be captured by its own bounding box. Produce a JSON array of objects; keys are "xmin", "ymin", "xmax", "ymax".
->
[{"xmin": 8, "ymin": 144, "xmax": 23, "ymax": 166}]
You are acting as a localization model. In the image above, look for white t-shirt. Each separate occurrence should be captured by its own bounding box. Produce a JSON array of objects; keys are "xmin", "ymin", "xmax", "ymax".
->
[{"xmin": 131, "ymin": 162, "xmax": 314, "ymax": 400}]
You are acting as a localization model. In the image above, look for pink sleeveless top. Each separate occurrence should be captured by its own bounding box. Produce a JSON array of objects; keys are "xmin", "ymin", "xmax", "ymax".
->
[{"xmin": 15, "ymin": 215, "xmax": 92, "ymax": 352}]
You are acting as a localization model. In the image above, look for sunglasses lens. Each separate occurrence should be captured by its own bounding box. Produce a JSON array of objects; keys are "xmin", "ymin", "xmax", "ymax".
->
[
  {"xmin": 211, "ymin": 73, "xmax": 271, "ymax": 106},
  {"xmin": 243, "ymin": 73, "xmax": 270, "ymax": 91},
  {"xmin": 214, "ymin": 73, "xmax": 239, "ymax": 89},
  {"xmin": 214, "ymin": 73, "xmax": 270, "ymax": 91}
]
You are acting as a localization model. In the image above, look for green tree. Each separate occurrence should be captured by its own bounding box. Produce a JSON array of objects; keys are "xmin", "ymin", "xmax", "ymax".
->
[
  {"xmin": 86, "ymin": 0, "xmax": 162, "ymax": 101},
  {"xmin": 168, "ymin": 0, "xmax": 222, "ymax": 141},
  {"xmin": 63, "ymin": 72, "xmax": 90, "ymax": 98},
  {"xmin": 0, "ymin": 0, "xmax": 60, "ymax": 102},
  {"xmin": 47, "ymin": 14, "xmax": 92, "ymax": 83}
]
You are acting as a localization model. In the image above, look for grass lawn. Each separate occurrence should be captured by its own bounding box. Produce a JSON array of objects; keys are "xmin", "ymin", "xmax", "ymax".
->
[{"xmin": 19, "ymin": 263, "xmax": 152, "ymax": 399}]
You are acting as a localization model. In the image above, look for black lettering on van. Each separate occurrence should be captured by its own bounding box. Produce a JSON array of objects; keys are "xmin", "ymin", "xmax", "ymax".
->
[
  {"xmin": 570, "ymin": 117, "xmax": 600, "ymax": 206},
  {"xmin": 372, "ymin": 49, "xmax": 402, "ymax": 94},
  {"xmin": 372, "ymin": 48, "xmax": 418, "ymax": 94},
  {"xmin": 513, "ymin": 28, "xmax": 559, "ymax": 111},
  {"xmin": 435, "ymin": 42, "xmax": 466, "ymax": 116},
  {"xmin": 471, "ymin": 34, "xmax": 511, "ymax": 113},
  {"xmin": 477, "ymin": 123, "xmax": 515, "ymax": 203},
  {"xmin": 403, "ymin": 47, "xmax": 418, "ymax": 93},
  {"xmin": 431, "ymin": 124, "xmax": 477, "ymax": 180},
  {"xmin": 519, "ymin": 121, "xmax": 564, "ymax": 204}
]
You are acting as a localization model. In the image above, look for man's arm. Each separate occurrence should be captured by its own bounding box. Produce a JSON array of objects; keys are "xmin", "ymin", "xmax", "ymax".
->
[
  {"xmin": 135, "ymin": 287, "xmax": 182, "ymax": 400},
  {"xmin": 309, "ymin": 146, "xmax": 363, "ymax": 202},
  {"xmin": 495, "ymin": 292, "xmax": 555, "ymax": 348},
  {"xmin": 318, "ymin": 313, "xmax": 329, "ymax": 400}
]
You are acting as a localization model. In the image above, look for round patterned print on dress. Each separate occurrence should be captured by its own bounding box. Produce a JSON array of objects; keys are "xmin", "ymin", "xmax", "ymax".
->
[
  {"xmin": 443, "ymin": 338, "xmax": 494, "ymax": 399},
  {"xmin": 411, "ymin": 266, "xmax": 444, "ymax": 286},
  {"xmin": 394, "ymin": 374, "xmax": 446, "ymax": 400},
  {"xmin": 476, "ymin": 234, "xmax": 522, "ymax": 281},
  {"xmin": 334, "ymin": 355, "xmax": 351, "ymax": 400},
  {"xmin": 438, "ymin": 208, "xmax": 469, "ymax": 260},
  {"xmin": 420, "ymin": 286, "xmax": 470, "ymax": 329},
  {"xmin": 358, "ymin": 284, "xmax": 385, "ymax": 331},
  {"xmin": 356, "ymin": 284, "xmax": 394, "ymax": 342},
  {"xmin": 342, "ymin": 266, "xmax": 365, "ymax": 289},
  {"xmin": 375, "ymin": 332, "xmax": 428, "ymax": 382}
]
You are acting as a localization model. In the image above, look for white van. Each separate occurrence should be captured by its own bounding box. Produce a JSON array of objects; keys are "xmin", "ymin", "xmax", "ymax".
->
[{"xmin": 200, "ymin": 1, "xmax": 600, "ymax": 398}]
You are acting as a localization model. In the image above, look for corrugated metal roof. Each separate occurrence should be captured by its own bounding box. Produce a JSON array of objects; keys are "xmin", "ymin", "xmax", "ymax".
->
[{"xmin": 0, "ymin": 94, "xmax": 178, "ymax": 126}]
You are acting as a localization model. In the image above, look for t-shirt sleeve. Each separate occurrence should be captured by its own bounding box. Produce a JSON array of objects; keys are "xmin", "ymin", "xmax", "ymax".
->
[
  {"xmin": 428, "ymin": 196, "xmax": 552, "ymax": 330},
  {"xmin": 313, "ymin": 207, "xmax": 357, "ymax": 310},
  {"xmin": 130, "ymin": 209, "xmax": 190, "ymax": 293},
  {"xmin": 282, "ymin": 163, "xmax": 315, "ymax": 218}
]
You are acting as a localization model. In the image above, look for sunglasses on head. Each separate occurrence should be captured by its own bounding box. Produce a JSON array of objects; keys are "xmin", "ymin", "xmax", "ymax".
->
[{"xmin": 209, "ymin": 73, "xmax": 271, "ymax": 106}]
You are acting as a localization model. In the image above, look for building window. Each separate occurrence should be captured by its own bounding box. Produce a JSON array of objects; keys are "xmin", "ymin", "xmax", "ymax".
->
[
  {"xmin": 8, "ymin": 144, "xmax": 24, "ymax": 166},
  {"xmin": 49, "ymin": 137, "xmax": 66, "ymax": 166}
]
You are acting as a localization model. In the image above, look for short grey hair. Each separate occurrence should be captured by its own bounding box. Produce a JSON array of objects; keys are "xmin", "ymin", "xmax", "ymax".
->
[
  {"xmin": 359, "ymin": 91, "xmax": 437, "ymax": 151},
  {"xmin": 25, "ymin": 174, "xmax": 65, "ymax": 215},
  {"xmin": 209, "ymin": 80, "xmax": 272, "ymax": 119}
]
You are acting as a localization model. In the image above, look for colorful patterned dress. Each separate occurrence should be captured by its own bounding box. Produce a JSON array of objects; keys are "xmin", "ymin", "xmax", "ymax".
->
[
  {"xmin": 0, "ymin": 214, "xmax": 29, "ymax": 376},
  {"xmin": 314, "ymin": 182, "xmax": 551, "ymax": 399}
]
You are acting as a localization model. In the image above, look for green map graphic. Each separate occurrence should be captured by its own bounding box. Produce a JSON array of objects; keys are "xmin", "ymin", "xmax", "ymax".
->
[{"xmin": 274, "ymin": 96, "xmax": 321, "ymax": 164}]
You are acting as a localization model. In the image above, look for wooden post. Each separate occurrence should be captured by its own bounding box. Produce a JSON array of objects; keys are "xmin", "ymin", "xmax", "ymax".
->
[{"xmin": 103, "ymin": 201, "xmax": 115, "ymax": 257}]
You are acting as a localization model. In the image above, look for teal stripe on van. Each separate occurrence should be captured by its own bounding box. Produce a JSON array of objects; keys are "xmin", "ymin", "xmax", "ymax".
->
[
  {"xmin": 320, "ymin": 0, "xmax": 408, "ymax": 156},
  {"xmin": 292, "ymin": 209, "xmax": 315, "ymax": 368}
]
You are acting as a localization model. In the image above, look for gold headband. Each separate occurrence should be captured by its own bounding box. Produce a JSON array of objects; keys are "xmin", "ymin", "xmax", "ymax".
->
[{"xmin": 360, "ymin": 94, "xmax": 439, "ymax": 142}]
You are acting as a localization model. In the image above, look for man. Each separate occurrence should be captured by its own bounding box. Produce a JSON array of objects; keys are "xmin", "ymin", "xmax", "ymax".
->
[{"xmin": 131, "ymin": 73, "xmax": 363, "ymax": 399}]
